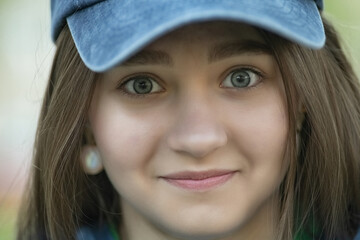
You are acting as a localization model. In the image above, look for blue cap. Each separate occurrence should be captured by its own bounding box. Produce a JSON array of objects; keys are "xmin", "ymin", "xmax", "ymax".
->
[{"xmin": 51, "ymin": 0, "xmax": 325, "ymax": 72}]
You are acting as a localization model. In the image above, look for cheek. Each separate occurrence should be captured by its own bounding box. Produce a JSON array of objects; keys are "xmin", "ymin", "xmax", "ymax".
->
[
  {"xmin": 225, "ymin": 89, "xmax": 288, "ymax": 174},
  {"xmin": 243, "ymin": 105, "xmax": 287, "ymax": 158},
  {"xmin": 89, "ymin": 94, "xmax": 163, "ymax": 174}
]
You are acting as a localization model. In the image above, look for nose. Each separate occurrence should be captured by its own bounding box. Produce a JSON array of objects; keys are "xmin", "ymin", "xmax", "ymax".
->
[{"xmin": 167, "ymin": 97, "xmax": 228, "ymax": 159}]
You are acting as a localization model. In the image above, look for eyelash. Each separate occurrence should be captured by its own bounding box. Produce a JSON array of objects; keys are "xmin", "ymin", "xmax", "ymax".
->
[
  {"xmin": 116, "ymin": 73, "xmax": 164, "ymax": 98},
  {"xmin": 220, "ymin": 66, "xmax": 264, "ymax": 90},
  {"xmin": 116, "ymin": 67, "xmax": 264, "ymax": 98}
]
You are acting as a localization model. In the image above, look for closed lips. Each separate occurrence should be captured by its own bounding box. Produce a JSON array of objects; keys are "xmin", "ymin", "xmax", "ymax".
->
[
  {"xmin": 161, "ymin": 170, "xmax": 237, "ymax": 180},
  {"xmin": 160, "ymin": 170, "xmax": 237, "ymax": 191}
]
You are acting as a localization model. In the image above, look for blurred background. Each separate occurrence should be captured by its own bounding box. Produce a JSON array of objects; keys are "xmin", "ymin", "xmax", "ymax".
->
[{"xmin": 0, "ymin": 0, "xmax": 359, "ymax": 239}]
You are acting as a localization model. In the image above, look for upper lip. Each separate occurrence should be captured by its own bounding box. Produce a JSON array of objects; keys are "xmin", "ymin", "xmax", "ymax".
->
[{"xmin": 160, "ymin": 170, "xmax": 237, "ymax": 180}]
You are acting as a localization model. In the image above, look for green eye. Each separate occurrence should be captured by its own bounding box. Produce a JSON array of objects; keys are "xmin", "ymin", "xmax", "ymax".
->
[
  {"xmin": 121, "ymin": 76, "xmax": 163, "ymax": 95},
  {"xmin": 222, "ymin": 68, "xmax": 261, "ymax": 89},
  {"xmin": 133, "ymin": 78, "xmax": 153, "ymax": 94}
]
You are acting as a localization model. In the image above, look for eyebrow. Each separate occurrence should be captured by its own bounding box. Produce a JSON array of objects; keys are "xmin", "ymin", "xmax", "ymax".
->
[
  {"xmin": 121, "ymin": 49, "xmax": 174, "ymax": 66},
  {"xmin": 208, "ymin": 40, "xmax": 272, "ymax": 63},
  {"xmin": 120, "ymin": 40, "xmax": 272, "ymax": 67}
]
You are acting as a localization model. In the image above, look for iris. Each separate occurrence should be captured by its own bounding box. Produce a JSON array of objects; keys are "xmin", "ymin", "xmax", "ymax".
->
[
  {"xmin": 133, "ymin": 78, "xmax": 153, "ymax": 94},
  {"xmin": 231, "ymin": 70, "xmax": 251, "ymax": 88}
]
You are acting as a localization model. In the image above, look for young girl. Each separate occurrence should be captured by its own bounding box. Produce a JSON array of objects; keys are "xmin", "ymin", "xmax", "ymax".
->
[{"xmin": 17, "ymin": 0, "xmax": 360, "ymax": 239}]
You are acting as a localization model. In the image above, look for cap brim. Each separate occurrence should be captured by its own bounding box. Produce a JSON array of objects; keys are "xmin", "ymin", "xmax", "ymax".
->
[{"xmin": 67, "ymin": 0, "xmax": 325, "ymax": 72}]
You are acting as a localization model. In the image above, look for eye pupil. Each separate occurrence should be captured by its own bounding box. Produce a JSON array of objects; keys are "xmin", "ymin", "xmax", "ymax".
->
[
  {"xmin": 134, "ymin": 78, "xmax": 153, "ymax": 94},
  {"xmin": 231, "ymin": 71, "xmax": 250, "ymax": 88}
]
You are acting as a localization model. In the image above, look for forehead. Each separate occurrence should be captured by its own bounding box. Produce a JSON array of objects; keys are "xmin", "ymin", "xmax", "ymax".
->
[{"xmin": 145, "ymin": 21, "xmax": 265, "ymax": 48}]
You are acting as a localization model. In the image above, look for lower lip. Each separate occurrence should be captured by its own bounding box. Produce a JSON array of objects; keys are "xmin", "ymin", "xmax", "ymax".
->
[{"xmin": 162, "ymin": 172, "xmax": 236, "ymax": 191}]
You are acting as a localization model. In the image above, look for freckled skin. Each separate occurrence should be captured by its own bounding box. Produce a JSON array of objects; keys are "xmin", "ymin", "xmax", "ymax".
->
[{"xmin": 89, "ymin": 22, "xmax": 289, "ymax": 240}]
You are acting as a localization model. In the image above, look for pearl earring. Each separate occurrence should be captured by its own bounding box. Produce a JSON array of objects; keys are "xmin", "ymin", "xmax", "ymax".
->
[{"xmin": 81, "ymin": 146, "xmax": 103, "ymax": 175}]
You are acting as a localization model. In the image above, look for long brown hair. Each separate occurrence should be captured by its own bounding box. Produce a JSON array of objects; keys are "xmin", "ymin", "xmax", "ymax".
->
[
  {"xmin": 17, "ymin": 17, "xmax": 360, "ymax": 239},
  {"xmin": 266, "ymin": 17, "xmax": 360, "ymax": 239},
  {"xmin": 17, "ymin": 26, "xmax": 119, "ymax": 239}
]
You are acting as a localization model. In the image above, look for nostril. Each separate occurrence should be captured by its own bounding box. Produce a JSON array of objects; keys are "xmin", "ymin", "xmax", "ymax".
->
[{"xmin": 167, "ymin": 128, "xmax": 228, "ymax": 158}]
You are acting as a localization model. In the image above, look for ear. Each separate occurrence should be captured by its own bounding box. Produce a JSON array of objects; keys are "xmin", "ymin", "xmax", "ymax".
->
[
  {"xmin": 296, "ymin": 104, "xmax": 306, "ymax": 133},
  {"xmin": 80, "ymin": 145, "xmax": 104, "ymax": 175},
  {"xmin": 296, "ymin": 104, "xmax": 306, "ymax": 155},
  {"xmin": 84, "ymin": 123, "xmax": 97, "ymax": 145}
]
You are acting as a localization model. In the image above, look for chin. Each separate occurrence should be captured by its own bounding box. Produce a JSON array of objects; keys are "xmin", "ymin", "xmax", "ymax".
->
[
  {"xmin": 154, "ymin": 213, "xmax": 248, "ymax": 240},
  {"xmin": 162, "ymin": 227, "xmax": 237, "ymax": 240}
]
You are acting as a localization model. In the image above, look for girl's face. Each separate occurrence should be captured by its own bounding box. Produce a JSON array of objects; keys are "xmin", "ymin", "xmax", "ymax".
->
[{"xmin": 89, "ymin": 21, "xmax": 289, "ymax": 239}]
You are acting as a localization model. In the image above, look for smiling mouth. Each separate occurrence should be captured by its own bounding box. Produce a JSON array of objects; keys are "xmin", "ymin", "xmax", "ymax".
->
[{"xmin": 160, "ymin": 170, "xmax": 237, "ymax": 191}]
